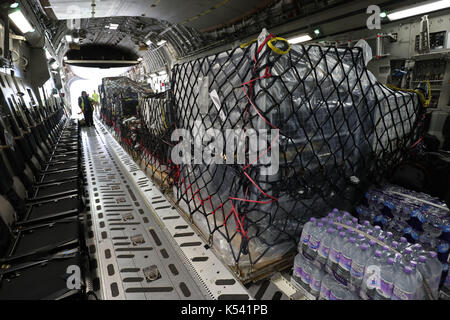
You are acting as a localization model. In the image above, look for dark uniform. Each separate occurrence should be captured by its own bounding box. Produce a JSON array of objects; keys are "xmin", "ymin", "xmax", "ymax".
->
[{"xmin": 78, "ymin": 95, "xmax": 94, "ymax": 127}]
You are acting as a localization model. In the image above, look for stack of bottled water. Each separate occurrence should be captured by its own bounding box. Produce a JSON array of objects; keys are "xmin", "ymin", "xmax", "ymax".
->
[
  {"xmin": 292, "ymin": 208, "xmax": 443, "ymax": 300},
  {"xmin": 357, "ymin": 184, "xmax": 449, "ymax": 285},
  {"xmin": 293, "ymin": 253, "xmax": 359, "ymax": 300}
]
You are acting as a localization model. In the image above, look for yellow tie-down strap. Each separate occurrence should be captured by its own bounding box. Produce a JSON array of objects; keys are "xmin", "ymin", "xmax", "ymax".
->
[
  {"xmin": 240, "ymin": 37, "xmax": 291, "ymax": 55},
  {"xmin": 387, "ymin": 81, "xmax": 432, "ymax": 108}
]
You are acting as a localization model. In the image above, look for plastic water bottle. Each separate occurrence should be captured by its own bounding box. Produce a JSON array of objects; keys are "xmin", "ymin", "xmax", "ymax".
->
[
  {"xmin": 303, "ymin": 221, "xmax": 322, "ymax": 260},
  {"xmin": 398, "ymin": 237, "xmax": 409, "ymax": 251},
  {"xmin": 373, "ymin": 225, "xmax": 383, "ymax": 237},
  {"xmin": 384, "ymin": 232, "xmax": 394, "ymax": 246},
  {"xmin": 366, "ymin": 229, "xmax": 374, "ymax": 239},
  {"xmin": 409, "ymin": 261, "xmax": 425, "ymax": 299},
  {"xmin": 336, "ymin": 237, "xmax": 357, "ymax": 285},
  {"xmin": 329, "ymin": 282, "xmax": 353, "ymax": 300},
  {"xmin": 342, "ymin": 211, "xmax": 351, "ymax": 220},
  {"xmin": 391, "ymin": 241, "xmax": 399, "ymax": 251},
  {"xmin": 299, "ymin": 218, "xmax": 317, "ymax": 254},
  {"xmin": 391, "ymin": 241, "xmax": 402, "ymax": 261},
  {"xmin": 344, "ymin": 217, "xmax": 358, "ymax": 228},
  {"xmin": 425, "ymin": 251, "xmax": 442, "ymax": 297},
  {"xmin": 293, "ymin": 253, "xmax": 306, "ymax": 284},
  {"xmin": 334, "ymin": 216, "xmax": 344, "ymax": 225},
  {"xmin": 381, "ymin": 245, "xmax": 393, "ymax": 261},
  {"xmin": 346, "ymin": 228, "xmax": 357, "ymax": 239},
  {"xmin": 360, "ymin": 220, "xmax": 371, "ymax": 233},
  {"xmin": 331, "ymin": 208, "xmax": 340, "ymax": 216},
  {"xmin": 316, "ymin": 228, "xmax": 335, "ymax": 267},
  {"xmin": 300, "ymin": 259, "xmax": 312, "ymax": 291},
  {"xmin": 356, "ymin": 233, "xmax": 366, "ymax": 245},
  {"xmin": 344, "ymin": 220, "xmax": 354, "ymax": 230},
  {"xmin": 326, "ymin": 231, "xmax": 346, "ymax": 274},
  {"xmin": 374, "ymin": 257, "xmax": 397, "ymax": 299},
  {"xmin": 349, "ymin": 243, "xmax": 371, "ymax": 292},
  {"xmin": 410, "ymin": 244, "xmax": 423, "ymax": 258},
  {"xmin": 367, "ymin": 239, "xmax": 377, "ymax": 255},
  {"xmin": 319, "ymin": 274, "xmax": 333, "ymax": 300},
  {"xmin": 306, "ymin": 222, "xmax": 326, "ymax": 261},
  {"xmin": 309, "ymin": 265, "xmax": 324, "ymax": 298},
  {"xmin": 402, "ymin": 246, "xmax": 413, "ymax": 258},
  {"xmin": 360, "ymin": 250, "xmax": 383, "ymax": 300},
  {"xmin": 376, "ymin": 235, "xmax": 386, "ymax": 249},
  {"xmin": 392, "ymin": 266, "xmax": 419, "ymax": 300},
  {"xmin": 417, "ymin": 255, "xmax": 437, "ymax": 299},
  {"xmin": 327, "ymin": 219, "xmax": 336, "ymax": 229},
  {"xmin": 328, "ymin": 209, "xmax": 340, "ymax": 220}
]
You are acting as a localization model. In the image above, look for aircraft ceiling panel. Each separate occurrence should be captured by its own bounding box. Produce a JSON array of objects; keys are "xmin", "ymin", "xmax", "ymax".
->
[{"xmin": 46, "ymin": 0, "xmax": 266, "ymax": 30}]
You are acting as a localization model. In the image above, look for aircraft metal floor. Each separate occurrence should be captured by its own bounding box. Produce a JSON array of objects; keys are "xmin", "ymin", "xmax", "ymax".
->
[{"xmin": 81, "ymin": 118, "xmax": 289, "ymax": 300}]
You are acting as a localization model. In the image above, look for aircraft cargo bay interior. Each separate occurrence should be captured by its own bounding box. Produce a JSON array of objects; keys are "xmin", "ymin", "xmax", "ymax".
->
[{"xmin": 0, "ymin": 0, "xmax": 449, "ymax": 305}]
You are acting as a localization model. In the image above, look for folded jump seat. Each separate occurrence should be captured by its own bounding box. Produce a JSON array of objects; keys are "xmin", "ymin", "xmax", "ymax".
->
[
  {"xmin": 0, "ymin": 199, "xmax": 84, "ymax": 300},
  {"xmin": 0, "ymin": 198, "xmax": 81, "ymax": 266},
  {"xmin": 0, "ymin": 128, "xmax": 83, "ymax": 225},
  {"xmin": 0, "ymin": 121, "xmax": 85, "ymax": 299}
]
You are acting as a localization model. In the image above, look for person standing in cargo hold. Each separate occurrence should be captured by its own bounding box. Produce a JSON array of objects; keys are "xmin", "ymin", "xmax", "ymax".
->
[
  {"xmin": 78, "ymin": 91, "xmax": 95, "ymax": 127},
  {"xmin": 92, "ymin": 90, "xmax": 100, "ymax": 117},
  {"xmin": 92, "ymin": 90, "xmax": 100, "ymax": 108}
]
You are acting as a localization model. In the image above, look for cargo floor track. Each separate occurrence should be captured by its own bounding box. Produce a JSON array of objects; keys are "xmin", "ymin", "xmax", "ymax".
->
[{"xmin": 81, "ymin": 117, "xmax": 288, "ymax": 300}]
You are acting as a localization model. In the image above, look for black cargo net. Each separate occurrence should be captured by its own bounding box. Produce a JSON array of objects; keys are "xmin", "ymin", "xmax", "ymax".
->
[
  {"xmin": 100, "ymin": 77, "xmax": 153, "ymax": 154},
  {"xmin": 170, "ymin": 30, "xmax": 424, "ymax": 272},
  {"xmin": 137, "ymin": 92, "xmax": 177, "ymax": 189}
]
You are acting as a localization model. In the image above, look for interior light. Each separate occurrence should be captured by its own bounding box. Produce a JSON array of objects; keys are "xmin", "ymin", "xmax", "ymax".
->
[
  {"xmin": 387, "ymin": 0, "xmax": 450, "ymax": 21},
  {"xmin": 157, "ymin": 40, "xmax": 166, "ymax": 46},
  {"xmin": 313, "ymin": 28, "xmax": 321, "ymax": 36},
  {"xmin": 63, "ymin": 56, "xmax": 68, "ymax": 61},
  {"xmin": 137, "ymin": 57, "xmax": 143, "ymax": 62},
  {"xmin": 287, "ymin": 34, "xmax": 312, "ymax": 44},
  {"xmin": 65, "ymin": 34, "xmax": 73, "ymax": 42},
  {"xmin": 146, "ymin": 39, "xmax": 152, "ymax": 46},
  {"xmin": 10, "ymin": 2, "xmax": 19, "ymax": 9},
  {"xmin": 73, "ymin": 37, "xmax": 80, "ymax": 44},
  {"xmin": 109, "ymin": 23, "xmax": 119, "ymax": 30},
  {"xmin": 380, "ymin": 12, "xmax": 387, "ymax": 18},
  {"xmin": 8, "ymin": 9, "xmax": 35, "ymax": 34}
]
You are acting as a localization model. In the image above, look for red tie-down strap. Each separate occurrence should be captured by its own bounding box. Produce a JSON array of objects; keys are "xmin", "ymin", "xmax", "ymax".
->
[
  {"xmin": 177, "ymin": 34, "xmax": 282, "ymax": 243},
  {"xmin": 170, "ymin": 160, "xmax": 181, "ymax": 184},
  {"xmin": 220, "ymin": 33, "xmax": 280, "ymax": 240}
]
